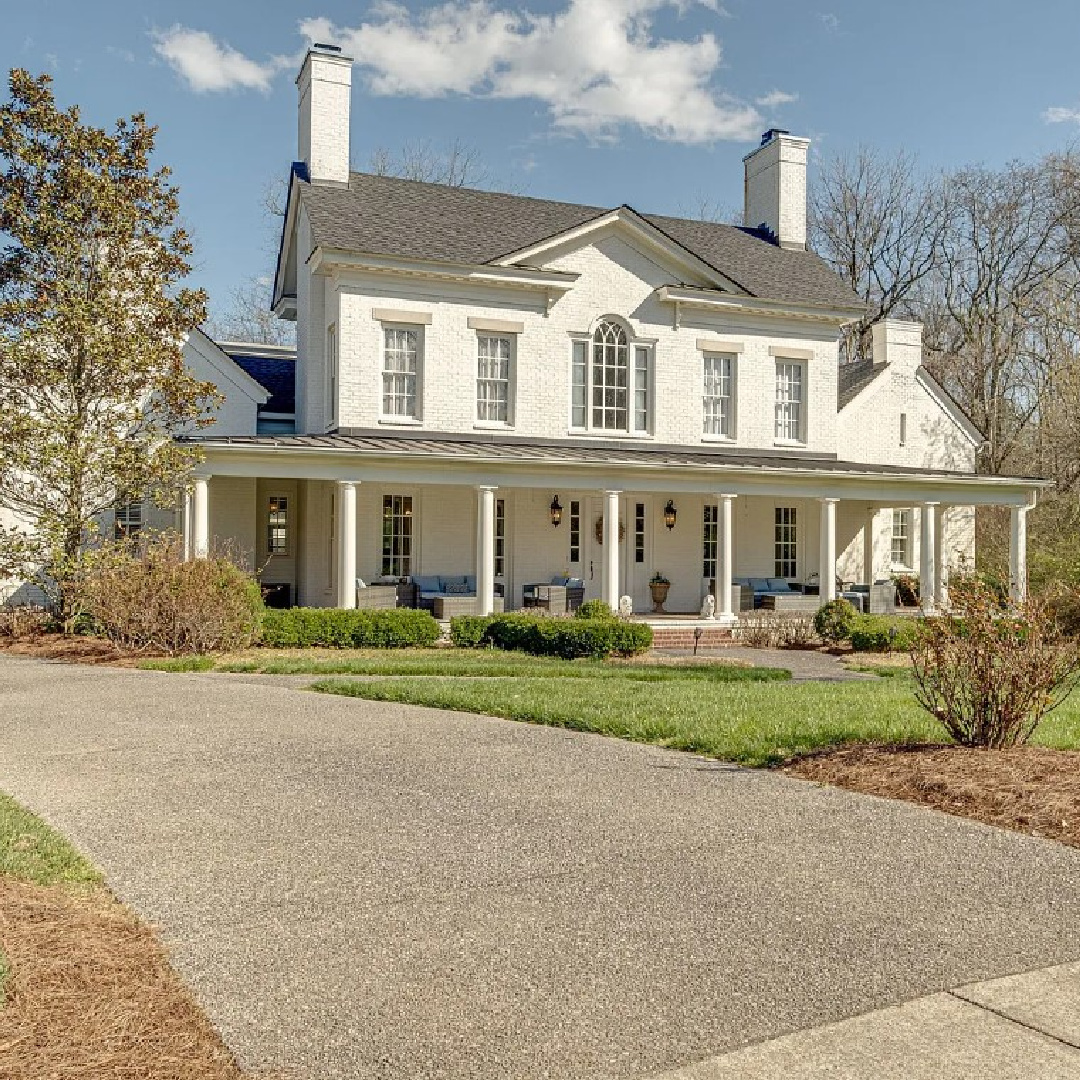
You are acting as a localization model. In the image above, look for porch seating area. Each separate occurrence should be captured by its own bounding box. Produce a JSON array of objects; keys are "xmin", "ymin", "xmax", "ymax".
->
[
  {"xmin": 841, "ymin": 580, "xmax": 896, "ymax": 615},
  {"xmin": 413, "ymin": 574, "xmax": 504, "ymax": 613},
  {"xmin": 522, "ymin": 576, "xmax": 586, "ymax": 615},
  {"xmin": 734, "ymin": 577, "xmax": 810, "ymax": 610}
]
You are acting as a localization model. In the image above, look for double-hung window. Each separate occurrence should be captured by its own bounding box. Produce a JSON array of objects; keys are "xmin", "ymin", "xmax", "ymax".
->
[
  {"xmin": 891, "ymin": 509, "xmax": 912, "ymax": 569},
  {"xmin": 703, "ymin": 505, "xmax": 718, "ymax": 579},
  {"xmin": 381, "ymin": 495, "xmax": 413, "ymax": 577},
  {"xmin": 477, "ymin": 335, "xmax": 512, "ymax": 423},
  {"xmin": 114, "ymin": 501, "xmax": 143, "ymax": 541},
  {"xmin": 775, "ymin": 361, "xmax": 805, "ymax": 443},
  {"xmin": 495, "ymin": 498, "xmax": 506, "ymax": 578},
  {"xmin": 267, "ymin": 496, "xmax": 289, "ymax": 555},
  {"xmin": 571, "ymin": 319, "xmax": 651, "ymax": 434},
  {"xmin": 382, "ymin": 327, "xmax": 420, "ymax": 419},
  {"xmin": 703, "ymin": 353, "xmax": 735, "ymax": 438},
  {"xmin": 775, "ymin": 507, "xmax": 797, "ymax": 578}
]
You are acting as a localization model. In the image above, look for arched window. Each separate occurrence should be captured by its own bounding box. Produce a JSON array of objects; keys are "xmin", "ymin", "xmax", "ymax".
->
[{"xmin": 571, "ymin": 318, "xmax": 651, "ymax": 434}]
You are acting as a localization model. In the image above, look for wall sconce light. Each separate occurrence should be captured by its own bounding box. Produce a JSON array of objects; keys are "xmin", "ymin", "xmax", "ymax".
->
[
  {"xmin": 550, "ymin": 495, "xmax": 563, "ymax": 527},
  {"xmin": 663, "ymin": 499, "xmax": 677, "ymax": 530}
]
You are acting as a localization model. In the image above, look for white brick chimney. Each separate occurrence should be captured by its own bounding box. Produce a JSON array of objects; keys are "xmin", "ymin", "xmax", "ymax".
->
[
  {"xmin": 872, "ymin": 319, "xmax": 923, "ymax": 372},
  {"xmin": 743, "ymin": 128, "xmax": 810, "ymax": 250},
  {"xmin": 297, "ymin": 44, "xmax": 352, "ymax": 186}
]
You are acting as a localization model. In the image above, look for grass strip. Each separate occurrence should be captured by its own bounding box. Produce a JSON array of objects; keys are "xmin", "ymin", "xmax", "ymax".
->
[
  {"xmin": 312, "ymin": 674, "xmax": 1080, "ymax": 767},
  {"xmin": 0, "ymin": 792, "xmax": 101, "ymax": 888}
]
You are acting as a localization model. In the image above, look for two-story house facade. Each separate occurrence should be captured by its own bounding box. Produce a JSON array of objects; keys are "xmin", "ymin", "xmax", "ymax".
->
[{"xmin": 179, "ymin": 44, "xmax": 1043, "ymax": 622}]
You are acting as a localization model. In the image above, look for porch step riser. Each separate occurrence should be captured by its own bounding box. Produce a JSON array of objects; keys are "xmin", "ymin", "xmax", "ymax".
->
[{"xmin": 649, "ymin": 628, "xmax": 733, "ymax": 648}]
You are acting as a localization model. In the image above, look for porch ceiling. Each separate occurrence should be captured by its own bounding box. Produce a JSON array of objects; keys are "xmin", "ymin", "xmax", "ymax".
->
[{"xmin": 180, "ymin": 433, "xmax": 1047, "ymax": 506}]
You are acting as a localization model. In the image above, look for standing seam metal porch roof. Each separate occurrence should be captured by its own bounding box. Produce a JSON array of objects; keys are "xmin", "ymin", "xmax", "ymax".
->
[
  {"xmin": 299, "ymin": 172, "xmax": 864, "ymax": 310},
  {"xmin": 181, "ymin": 432, "xmax": 1042, "ymax": 484}
]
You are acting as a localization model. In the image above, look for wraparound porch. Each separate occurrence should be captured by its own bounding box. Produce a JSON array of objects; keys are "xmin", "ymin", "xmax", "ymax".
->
[{"xmin": 177, "ymin": 433, "xmax": 1044, "ymax": 623}]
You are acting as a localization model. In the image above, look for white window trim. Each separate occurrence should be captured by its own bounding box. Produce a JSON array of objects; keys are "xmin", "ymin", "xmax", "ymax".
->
[
  {"xmin": 325, "ymin": 323, "xmax": 338, "ymax": 430},
  {"xmin": 568, "ymin": 318, "xmax": 653, "ymax": 437},
  {"xmin": 773, "ymin": 358, "xmax": 808, "ymax": 446},
  {"xmin": 474, "ymin": 331, "xmax": 516, "ymax": 429},
  {"xmin": 380, "ymin": 322, "xmax": 423, "ymax": 423},
  {"xmin": 891, "ymin": 507, "xmax": 914, "ymax": 571},
  {"xmin": 701, "ymin": 351, "xmax": 737, "ymax": 443},
  {"xmin": 266, "ymin": 493, "xmax": 291, "ymax": 558}
]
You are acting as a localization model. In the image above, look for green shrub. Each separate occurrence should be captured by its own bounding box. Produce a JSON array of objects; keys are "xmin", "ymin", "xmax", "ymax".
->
[
  {"xmin": 849, "ymin": 615, "xmax": 919, "ymax": 653},
  {"xmin": 76, "ymin": 536, "xmax": 263, "ymax": 655},
  {"xmin": 814, "ymin": 598, "xmax": 858, "ymax": 644},
  {"xmin": 261, "ymin": 607, "xmax": 440, "ymax": 649},
  {"xmin": 575, "ymin": 599, "xmax": 616, "ymax": 621},
  {"xmin": 449, "ymin": 615, "xmax": 497, "ymax": 647},
  {"xmin": 455, "ymin": 612, "xmax": 652, "ymax": 658}
]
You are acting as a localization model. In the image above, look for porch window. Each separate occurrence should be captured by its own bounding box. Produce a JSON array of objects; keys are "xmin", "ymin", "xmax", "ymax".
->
[
  {"xmin": 774, "ymin": 507, "xmax": 797, "ymax": 578},
  {"xmin": 114, "ymin": 501, "xmax": 143, "ymax": 540},
  {"xmin": 775, "ymin": 361, "xmax": 805, "ymax": 443},
  {"xmin": 569, "ymin": 500, "xmax": 581, "ymax": 563},
  {"xmin": 382, "ymin": 327, "xmax": 420, "ymax": 419},
  {"xmin": 891, "ymin": 508, "xmax": 912, "ymax": 568},
  {"xmin": 570, "ymin": 319, "xmax": 650, "ymax": 434},
  {"xmin": 495, "ymin": 498, "xmax": 506, "ymax": 578},
  {"xmin": 477, "ymin": 336, "xmax": 512, "ymax": 423},
  {"xmin": 267, "ymin": 496, "xmax": 289, "ymax": 555},
  {"xmin": 634, "ymin": 503, "xmax": 645, "ymax": 564},
  {"xmin": 381, "ymin": 495, "xmax": 413, "ymax": 577},
  {"xmin": 326, "ymin": 324, "xmax": 338, "ymax": 427},
  {"xmin": 703, "ymin": 353, "xmax": 734, "ymax": 437},
  {"xmin": 703, "ymin": 505, "xmax": 718, "ymax": 578}
]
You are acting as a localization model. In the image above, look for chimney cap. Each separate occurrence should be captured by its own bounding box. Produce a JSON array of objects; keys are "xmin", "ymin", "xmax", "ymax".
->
[
  {"xmin": 760, "ymin": 127, "xmax": 790, "ymax": 146},
  {"xmin": 313, "ymin": 42, "xmax": 342, "ymax": 53}
]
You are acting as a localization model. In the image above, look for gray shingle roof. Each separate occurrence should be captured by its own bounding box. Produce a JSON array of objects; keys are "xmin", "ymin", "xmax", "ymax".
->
[
  {"xmin": 299, "ymin": 173, "xmax": 864, "ymax": 310},
  {"xmin": 838, "ymin": 360, "xmax": 888, "ymax": 409}
]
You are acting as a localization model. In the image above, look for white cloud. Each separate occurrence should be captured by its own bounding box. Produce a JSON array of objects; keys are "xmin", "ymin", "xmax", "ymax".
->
[
  {"xmin": 1044, "ymin": 105, "xmax": 1080, "ymax": 125},
  {"xmin": 755, "ymin": 89, "xmax": 797, "ymax": 108},
  {"xmin": 156, "ymin": 0, "xmax": 768, "ymax": 143},
  {"xmin": 817, "ymin": 12, "xmax": 839, "ymax": 32},
  {"xmin": 150, "ymin": 26, "xmax": 291, "ymax": 93}
]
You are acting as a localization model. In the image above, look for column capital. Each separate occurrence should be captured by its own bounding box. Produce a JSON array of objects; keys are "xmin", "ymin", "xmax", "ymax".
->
[
  {"xmin": 819, "ymin": 496, "xmax": 840, "ymax": 505},
  {"xmin": 190, "ymin": 472, "xmax": 211, "ymax": 482},
  {"xmin": 602, "ymin": 488, "xmax": 623, "ymax": 497},
  {"xmin": 920, "ymin": 500, "xmax": 940, "ymax": 508},
  {"xmin": 335, "ymin": 478, "xmax": 361, "ymax": 489},
  {"xmin": 475, "ymin": 484, "xmax": 499, "ymax": 493},
  {"xmin": 716, "ymin": 493, "xmax": 738, "ymax": 502}
]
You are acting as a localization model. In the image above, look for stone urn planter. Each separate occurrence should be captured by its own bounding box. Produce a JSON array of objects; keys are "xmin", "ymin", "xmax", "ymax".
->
[{"xmin": 649, "ymin": 577, "xmax": 671, "ymax": 613}]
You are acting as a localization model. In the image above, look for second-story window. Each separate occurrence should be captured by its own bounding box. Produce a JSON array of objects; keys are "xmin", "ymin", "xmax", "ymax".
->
[
  {"xmin": 477, "ymin": 335, "xmax": 512, "ymax": 423},
  {"xmin": 382, "ymin": 327, "xmax": 420, "ymax": 419},
  {"xmin": 703, "ymin": 353, "xmax": 735, "ymax": 437},
  {"xmin": 775, "ymin": 361, "xmax": 805, "ymax": 443},
  {"xmin": 571, "ymin": 318, "xmax": 650, "ymax": 434}
]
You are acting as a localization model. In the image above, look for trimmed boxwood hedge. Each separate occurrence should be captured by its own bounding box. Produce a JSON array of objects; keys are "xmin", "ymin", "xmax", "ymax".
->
[
  {"xmin": 849, "ymin": 614, "xmax": 920, "ymax": 653},
  {"xmin": 261, "ymin": 607, "xmax": 440, "ymax": 649},
  {"xmin": 449, "ymin": 612, "xmax": 652, "ymax": 658}
]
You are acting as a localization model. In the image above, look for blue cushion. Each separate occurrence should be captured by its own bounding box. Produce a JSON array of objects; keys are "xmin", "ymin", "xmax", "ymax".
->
[
  {"xmin": 550, "ymin": 575, "xmax": 569, "ymax": 585},
  {"xmin": 463, "ymin": 574, "xmax": 477, "ymax": 591},
  {"xmin": 767, "ymin": 578, "xmax": 791, "ymax": 591},
  {"xmin": 414, "ymin": 574, "xmax": 442, "ymax": 593},
  {"xmin": 748, "ymin": 578, "xmax": 771, "ymax": 592},
  {"xmin": 445, "ymin": 581, "xmax": 473, "ymax": 596},
  {"xmin": 566, "ymin": 578, "xmax": 584, "ymax": 589}
]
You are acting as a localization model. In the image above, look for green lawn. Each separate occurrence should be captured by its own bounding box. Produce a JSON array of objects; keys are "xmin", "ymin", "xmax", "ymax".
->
[
  {"xmin": 140, "ymin": 648, "xmax": 791, "ymax": 682},
  {"xmin": 0, "ymin": 791, "xmax": 101, "ymax": 888},
  {"xmin": 311, "ymin": 670, "xmax": 1080, "ymax": 767}
]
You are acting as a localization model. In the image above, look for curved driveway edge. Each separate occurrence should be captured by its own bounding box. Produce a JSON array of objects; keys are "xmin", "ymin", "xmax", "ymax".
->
[{"xmin": 1, "ymin": 654, "xmax": 1078, "ymax": 1079}]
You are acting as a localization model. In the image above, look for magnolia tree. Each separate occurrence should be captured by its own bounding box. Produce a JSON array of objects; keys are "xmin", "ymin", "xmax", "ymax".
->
[{"xmin": 0, "ymin": 69, "xmax": 217, "ymax": 615}]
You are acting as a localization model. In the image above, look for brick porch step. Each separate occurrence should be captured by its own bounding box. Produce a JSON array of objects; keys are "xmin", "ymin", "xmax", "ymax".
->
[{"xmin": 649, "ymin": 625, "xmax": 733, "ymax": 648}]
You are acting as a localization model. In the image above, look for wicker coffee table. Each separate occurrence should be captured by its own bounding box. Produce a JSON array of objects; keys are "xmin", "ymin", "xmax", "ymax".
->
[{"xmin": 433, "ymin": 595, "xmax": 505, "ymax": 618}]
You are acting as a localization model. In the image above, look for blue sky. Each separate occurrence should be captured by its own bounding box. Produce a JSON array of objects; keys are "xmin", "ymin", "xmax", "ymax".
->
[{"xmin": 4, "ymin": 0, "xmax": 1079, "ymax": 324}]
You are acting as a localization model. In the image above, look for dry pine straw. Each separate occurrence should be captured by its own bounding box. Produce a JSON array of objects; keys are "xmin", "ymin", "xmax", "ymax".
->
[
  {"xmin": 786, "ymin": 745, "xmax": 1080, "ymax": 849},
  {"xmin": 0, "ymin": 880, "xmax": 270, "ymax": 1080}
]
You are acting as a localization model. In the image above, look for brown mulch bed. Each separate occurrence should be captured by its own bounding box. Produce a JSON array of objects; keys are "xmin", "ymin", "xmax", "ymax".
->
[
  {"xmin": 785, "ymin": 744, "xmax": 1080, "ymax": 849},
  {"xmin": 0, "ymin": 634, "xmax": 126, "ymax": 664},
  {"xmin": 0, "ymin": 879, "xmax": 268, "ymax": 1079}
]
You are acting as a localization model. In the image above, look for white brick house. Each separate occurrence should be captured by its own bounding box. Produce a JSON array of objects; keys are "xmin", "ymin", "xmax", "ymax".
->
[{"xmin": 176, "ymin": 44, "xmax": 1042, "ymax": 622}]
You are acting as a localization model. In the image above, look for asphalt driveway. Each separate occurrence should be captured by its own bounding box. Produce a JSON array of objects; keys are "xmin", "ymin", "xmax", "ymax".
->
[{"xmin": 1, "ymin": 654, "xmax": 1079, "ymax": 1079}]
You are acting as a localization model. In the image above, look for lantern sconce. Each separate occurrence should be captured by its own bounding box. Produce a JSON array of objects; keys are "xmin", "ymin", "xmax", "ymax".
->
[
  {"xmin": 550, "ymin": 495, "xmax": 563, "ymax": 528},
  {"xmin": 663, "ymin": 499, "xmax": 677, "ymax": 530}
]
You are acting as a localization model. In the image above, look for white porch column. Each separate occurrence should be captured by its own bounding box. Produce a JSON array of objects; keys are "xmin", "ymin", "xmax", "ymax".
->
[
  {"xmin": 819, "ymin": 498, "xmax": 838, "ymax": 602},
  {"xmin": 336, "ymin": 480, "xmax": 359, "ymax": 609},
  {"xmin": 1010, "ymin": 504, "xmax": 1029, "ymax": 603},
  {"xmin": 476, "ymin": 485, "xmax": 498, "ymax": 616},
  {"xmin": 934, "ymin": 506, "xmax": 948, "ymax": 608},
  {"xmin": 717, "ymin": 494, "xmax": 737, "ymax": 620},
  {"xmin": 191, "ymin": 474, "xmax": 210, "ymax": 560},
  {"xmin": 602, "ymin": 489, "xmax": 621, "ymax": 609},
  {"xmin": 920, "ymin": 502, "xmax": 938, "ymax": 612},
  {"xmin": 182, "ymin": 488, "xmax": 193, "ymax": 561},
  {"xmin": 863, "ymin": 507, "xmax": 876, "ymax": 587}
]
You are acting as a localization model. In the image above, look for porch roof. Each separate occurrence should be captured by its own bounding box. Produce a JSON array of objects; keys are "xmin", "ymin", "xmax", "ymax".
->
[{"xmin": 181, "ymin": 431, "xmax": 1046, "ymax": 498}]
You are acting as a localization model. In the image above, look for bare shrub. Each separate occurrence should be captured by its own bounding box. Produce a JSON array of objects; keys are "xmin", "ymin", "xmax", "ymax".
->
[
  {"xmin": 76, "ymin": 535, "xmax": 263, "ymax": 655},
  {"xmin": 911, "ymin": 579, "xmax": 1080, "ymax": 748},
  {"xmin": 0, "ymin": 604, "xmax": 53, "ymax": 640},
  {"xmin": 735, "ymin": 612, "xmax": 781, "ymax": 648},
  {"xmin": 778, "ymin": 613, "xmax": 819, "ymax": 648}
]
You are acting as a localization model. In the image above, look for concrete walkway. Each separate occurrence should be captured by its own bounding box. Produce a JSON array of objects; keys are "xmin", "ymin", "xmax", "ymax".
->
[{"xmin": 1, "ymin": 654, "xmax": 1078, "ymax": 1079}]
